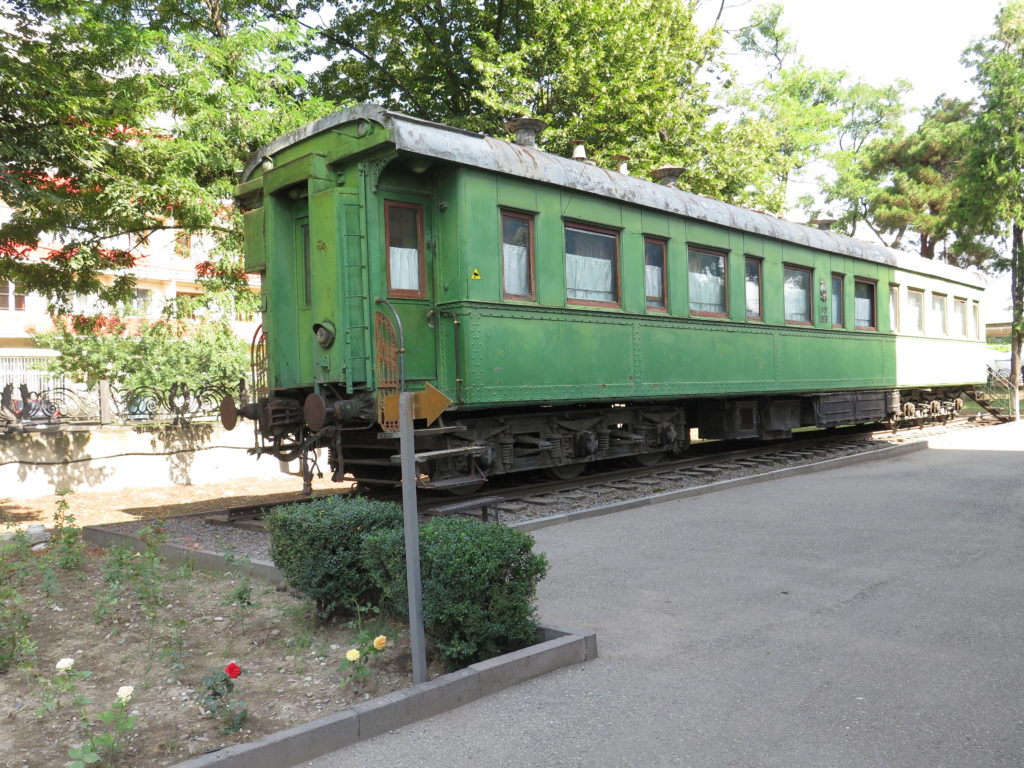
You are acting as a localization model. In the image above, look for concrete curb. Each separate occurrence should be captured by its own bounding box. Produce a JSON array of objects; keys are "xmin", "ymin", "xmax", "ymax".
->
[
  {"xmin": 164, "ymin": 624, "xmax": 596, "ymax": 768},
  {"xmin": 510, "ymin": 440, "xmax": 930, "ymax": 532}
]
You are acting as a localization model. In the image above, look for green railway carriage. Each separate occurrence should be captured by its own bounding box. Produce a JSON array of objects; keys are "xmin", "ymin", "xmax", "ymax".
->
[{"xmin": 224, "ymin": 104, "xmax": 988, "ymax": 491}]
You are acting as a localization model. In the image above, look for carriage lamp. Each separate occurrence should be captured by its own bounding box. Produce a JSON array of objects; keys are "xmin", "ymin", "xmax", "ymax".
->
[{"xmin": 313, "ymin": 321, "xmax": 336, "ymax": 349}]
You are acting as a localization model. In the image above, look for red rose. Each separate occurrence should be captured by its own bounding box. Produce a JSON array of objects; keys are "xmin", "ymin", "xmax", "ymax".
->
[{"xmin": 224, "ymin": 662, "xmax": 242, "ymax": 679}]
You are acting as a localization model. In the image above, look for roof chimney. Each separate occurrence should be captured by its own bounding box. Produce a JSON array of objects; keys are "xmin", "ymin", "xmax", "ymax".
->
[
  {"xmin": 612, "ymin": 154, "xmax": 630, "ymax": 175},
  {"xmin": 572, "ymin": 141, "xmax": 596, "ymax": 165},
  {"xmin": 504, "ymin": 117, "xmax": 547, "ymax": 148},
  {"xmin": 652, "ymin": 164, "xmax": 684, "ymax": 187}
]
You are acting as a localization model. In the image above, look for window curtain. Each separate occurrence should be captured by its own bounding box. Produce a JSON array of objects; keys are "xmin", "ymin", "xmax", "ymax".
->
[
  {"xmin": 389, "ymin": 247, "xmax": 420, "ymax": 291},
  {"xmin": 566, "ymin": 253, "xmax": 613, "ymax": 301},
  {"xmin": 929, "ymin": 296, "xmax": 945, "ymax": 333},
  {"xmin": 503, "ymin": 243, "xmax": 530, "ymax": 296},
  {"xmin": 745, "ymin": 277, "xmax": 760, "ymax": 317},
  {"xmin": 645, "ymin": 264, "xmax": 663, "ymax": 303},
  {"xmin": 689, "ymin": 271, "xmax": 725, "ymax": 313},
  {"xmin": 784, "ymin": 272, "xmax": 810, "ymax": 322},
  {"xmin": 856, "ymin": 285, "xmax": 875, "ymax": 327},
  {"xmin": 907, "ymin": 293, "xmax": 924, "ymax": 331},
  {"xmin": 566, "ymin": 228, "xmax": 615, "ymax": 302}
]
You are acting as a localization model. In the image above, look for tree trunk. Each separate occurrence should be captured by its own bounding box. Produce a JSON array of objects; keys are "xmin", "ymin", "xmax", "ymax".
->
[{"xmin": 1010, "ymin": 221, "xmax": 1023, "ymax": 420}]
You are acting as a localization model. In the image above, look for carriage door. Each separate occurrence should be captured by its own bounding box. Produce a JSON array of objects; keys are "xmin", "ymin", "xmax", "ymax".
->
[{"xmin": 384, "ymin": 198, "xmax": 437, "ymax": 383}]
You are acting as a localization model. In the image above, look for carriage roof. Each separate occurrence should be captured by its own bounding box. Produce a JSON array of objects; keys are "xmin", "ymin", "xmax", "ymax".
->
[{"xmin": 243, "ymin": 104, "xmax": 985, "ymax": 290}]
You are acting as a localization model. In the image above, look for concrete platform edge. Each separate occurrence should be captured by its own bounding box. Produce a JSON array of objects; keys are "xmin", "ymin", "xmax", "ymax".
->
[
  {"xmin": 511, "ymin": 440, "xmax": 929, "ymax": 532},
  {"xmin": 163, "ymin": 624, "xmax": 596, "ymax": 768}
]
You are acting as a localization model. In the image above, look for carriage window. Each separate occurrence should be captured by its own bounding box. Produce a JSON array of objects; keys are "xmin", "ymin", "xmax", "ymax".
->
[
  {"xmin": 688, "ymin": 247, "xmax": 727, "ymax": 316},
  {"xmin": 783, "ymin": 266, "xmax": 811, "ymax": 324},
  {"xmin": 831, "ymin": 274, "xmax": 844, "ymax": 327},
  {"xmin": 953, "ymin": 298, "xmax": 968, "ymax": 336},
  {"xmin": 644, "ymin": 237, "xmax": 667, "ymax": 311},
  {"xmin": 501, "ymin": 211, "xmax": 534, "ymax": 300},
  {"xmin": 931, "ymin": 293, "xmax": 947, "ymax": 335},
  {"xmin": 385, "ymin": 201, "xmax": 425, "ymax": 298},
  {"xmin": 565, "ymin": 223, "xmax": 618, "ymax": 305},
  {"xmin": 973, "ymin": 301, "xmax": 981, "ymax": 339},
  {"xmin": 907, "ymin": 289, "xmax": 925, "ymax": 332},
  {"xmin": 889, "ymin": 285, "xmax": 899, "ymax": 332},
  {"xmin": 745, "ymin": 257, "xmax": 762, "ymax": 321},
  {"xmin": 855, "ymin": 280, "xmax": 876, "ymax": 329}
]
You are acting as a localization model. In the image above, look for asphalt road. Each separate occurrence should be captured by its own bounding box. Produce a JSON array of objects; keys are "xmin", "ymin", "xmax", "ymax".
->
[{"xmin": 307, "ymin": 422, "xmax": 1024, "ymax": 768}]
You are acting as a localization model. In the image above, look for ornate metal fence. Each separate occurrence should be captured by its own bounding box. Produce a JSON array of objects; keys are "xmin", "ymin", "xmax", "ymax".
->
[{"xmin": 1, "ymin": 379, "xmax": 246, "ymax": 432}]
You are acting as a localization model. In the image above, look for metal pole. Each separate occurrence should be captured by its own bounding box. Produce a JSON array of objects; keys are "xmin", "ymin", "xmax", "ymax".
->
[{"xmin": 399, "ymin": 391, "xmax": 428, "ymax": 684}]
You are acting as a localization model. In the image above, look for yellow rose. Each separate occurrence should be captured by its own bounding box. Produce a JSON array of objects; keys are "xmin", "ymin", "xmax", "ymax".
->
[
  {"xmin": 373, "ymin": 635, "xmax": 387, "ymax": 651},
  {"xmin": 346, "ymin": 649, "xmax": 361, "ymax": 662}
]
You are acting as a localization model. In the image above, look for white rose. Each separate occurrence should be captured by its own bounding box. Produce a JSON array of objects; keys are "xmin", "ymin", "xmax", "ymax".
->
[
  {"xmin": 55, "ymin": 657, "xmax": 75, "ymax": 671},
  {"xmin": 116, "ymin": 685, "xmax": 134, "ymax": 703}
]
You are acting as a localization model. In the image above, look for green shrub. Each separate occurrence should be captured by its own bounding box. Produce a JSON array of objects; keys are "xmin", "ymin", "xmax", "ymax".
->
[
  {"xmin": 266, "ymin": 496, "xmax": 403, "ymax": 621},
  {"xmin": 362, "ymin": 517, "xmax": 549, "ymax": 668}
]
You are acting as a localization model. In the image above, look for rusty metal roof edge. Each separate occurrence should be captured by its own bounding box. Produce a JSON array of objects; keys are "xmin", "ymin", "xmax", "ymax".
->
[{"xmin": 243, "ymin": 105, "xmax": 984, "ymax": 290}]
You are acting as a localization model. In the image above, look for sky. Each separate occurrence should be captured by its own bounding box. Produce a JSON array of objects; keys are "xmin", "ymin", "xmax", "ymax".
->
[{"xmin": 702, "ymin": 0, "xmax": 1005, "ymax": 109}]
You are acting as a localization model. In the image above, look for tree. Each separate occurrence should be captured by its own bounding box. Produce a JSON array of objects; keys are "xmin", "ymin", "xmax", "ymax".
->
[
  {"xmin": 732, "ymin": 3, "xmax": 909, "ymax": 212},
  {"xmin": 0, "ymin": 0, "xmax": 333, "ymax": 310},
  {"xmin": 300, "ymin": 0, "xmax": 534, "ymax": 127},
  {"xmin": 33, "ymin": 313, "xmax": 250, "ymax": 394},
  {"xmin": 815, "ymin": 97, "xmax": 987, "ymax": 262},
  {"xmin": 959, "ymin": 1, "xmax": 1024, "ymax": 416}
]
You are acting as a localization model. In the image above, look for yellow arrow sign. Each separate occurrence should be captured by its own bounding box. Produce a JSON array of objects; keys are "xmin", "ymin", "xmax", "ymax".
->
[{"xmin": 382, "ymin": 382, "xmax": 453, "ymax": 427}]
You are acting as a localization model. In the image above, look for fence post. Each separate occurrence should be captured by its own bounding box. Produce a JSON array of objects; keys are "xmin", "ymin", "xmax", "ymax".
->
[{"xmin": 98, "ymin": 380, "xmax": 113, "ymax": 425}]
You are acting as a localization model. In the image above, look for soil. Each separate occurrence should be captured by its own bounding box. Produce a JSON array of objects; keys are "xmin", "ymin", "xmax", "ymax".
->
[
  {"xmin": 0, "ymin": 510, "xmax": 444, "ymax": 768},
  {"xmin": 0, "ymin": 473, "xmax": 347, "ymax": 531},
  {"xmin": 0, "ymin": 468, "xmax": 564, "ymax": 767}
]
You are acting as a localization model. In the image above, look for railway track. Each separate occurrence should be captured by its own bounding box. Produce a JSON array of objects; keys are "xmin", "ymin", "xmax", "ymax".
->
[{"xmin": 201, "ymin": 415, "xmax": 997, "ymax": 532}]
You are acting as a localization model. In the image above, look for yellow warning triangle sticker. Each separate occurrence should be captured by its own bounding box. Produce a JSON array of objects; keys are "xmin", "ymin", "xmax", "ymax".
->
[{"xmin": 471, "ymin": 268, "xmax": 482, "ymax": 280}]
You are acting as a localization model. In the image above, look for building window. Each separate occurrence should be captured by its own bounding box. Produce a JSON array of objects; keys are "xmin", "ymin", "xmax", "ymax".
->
[
  {"xmin": 831, "ymin": 274, "xmax": 844, "ymax": 327},
  {"xmin": 385, "ymin": 201, "xmax": 425, "ymax": 298},
  {"xmin": 132, "ymin": 288, "xmax": 152, "ymax": 316},
  {"xmin": 783, "ymin": 266, "xmax": 812, "ymax": 324},
  {"xmin": 907, "ymin": 289, "xmax": 925, "ymax": 332},
  {"xmin": 855, "ymin": 280, "xmax": 876, "ymax": 329},
  {"xmin": 931, "ymin": 292, "xmax": 947, "ymax": 335},
  {"xmin": 688, "ymin": 247, "xmax": 727, "ymax": 316},
  {"xmin": 889, "ymin": 285, "xmax": 899, "ymax": 332},
  {"xmin": 565, "ymin": 223, "xmax": 619, "ymax": 305},
  {"xmin": 0, "ymin": 281, "xmax": 26, "ymax": 312},
  {"xmin": 501, "ymin": 211, "xmax": 534, "ymax": 300},
  {"xmin": 953, "ymin": 298, "xmax": 967, "ymax": 337},
  {"xmin": 745, "ymin": 257, "xmax": 762, "ymax": 321},
  {"xmin": 644, "ymin": 237, "xmax": 667, "ymax": 311}
]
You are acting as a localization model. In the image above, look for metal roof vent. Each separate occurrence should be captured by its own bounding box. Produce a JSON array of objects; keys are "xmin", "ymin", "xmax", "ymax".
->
[
  {"xmin": 572, "ymin": 141, "xmax": 596, "ymax": 165},
  {"xmin": 505, "ymin": 117, "xmax": 547, "ymax": 148},
  {"xmin": 652, "ymin": 164, "xmax": 684, "ymax": 187},
  {"xmin": 612, "ymin": 154, "xmax": 630, "ymax": 175}
]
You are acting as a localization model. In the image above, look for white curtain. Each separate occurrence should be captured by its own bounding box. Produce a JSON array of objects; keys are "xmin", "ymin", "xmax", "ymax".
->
[
  {"xmin": 566, "ymin": 252, "xmax": 614, "ymax": 302},
  {"xmin": 503, "ymin": 243, "xmax": 530, "ymax": 296},
  {"xmin": 645, "ymin": 264, "xmax": 663, "ymax": 302},
  {"xmin": 690, "ymin": 271, "xmax": 724, "ymax": 313},
  {"xmin": 389, "ymin": 247, "xmax": 420, "ymax": 291},
  {"xmin": 745, "ymin": 278, "xmax": 760, "ymax": 317},
  {"xmin": 907, "ymin": 293, "xmax": 924, "ymax": 332},
  {"xmin": 784, "ymin": 278, "xmax": 809, "ymax": 322}
]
